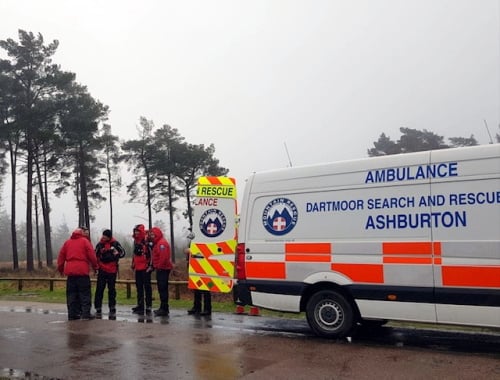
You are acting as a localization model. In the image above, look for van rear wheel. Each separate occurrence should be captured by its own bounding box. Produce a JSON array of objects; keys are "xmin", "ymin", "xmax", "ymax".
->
[{"xmin": 306, "ymin": 290, "xmax": 354, "ymax": 339}]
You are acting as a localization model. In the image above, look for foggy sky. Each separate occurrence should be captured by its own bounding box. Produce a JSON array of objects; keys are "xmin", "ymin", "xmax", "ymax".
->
[{"xmin": 1, "ymin": 0, "xmax": 499, "ymax": 236}]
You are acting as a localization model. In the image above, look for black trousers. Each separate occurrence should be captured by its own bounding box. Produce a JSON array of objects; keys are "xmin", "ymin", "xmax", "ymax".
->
[
  {"xmin": 94, "ymin": 270, "xmax": 117, "ymax": 310},
  {"xmin": 193, "ymin": 290, "xmax": 211, "ymax": 313},
  {"xmin": 66, "ymin": 275, "xmax": 92, "ymax": 320},
  {"xmin": 156, "ymin": 269, "xmax": 170, "ymax": 312},
  {"xmin": 135, "ymin": 270, "xmax": 152, "ymax": 309}
]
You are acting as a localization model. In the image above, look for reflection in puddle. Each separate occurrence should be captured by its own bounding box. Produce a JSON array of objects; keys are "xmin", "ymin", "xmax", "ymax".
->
[
  {"xmin": 0, "ymin": 367, "xmax": 62, "ymax": 380},
  {"xmin": 137, "ymin": 315, "xmax": 153, "ymax": 323}
]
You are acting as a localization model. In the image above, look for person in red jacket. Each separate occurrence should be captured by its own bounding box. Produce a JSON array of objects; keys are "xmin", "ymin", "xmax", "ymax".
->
[
  {"xmin": 94, "ymin": 229, "xmax": 126, "ymax": 317},
  {"xmin": 149, "ymin": 227, "xmax": 173, "ymax": 317},
  {"xmin": 57, "ymin": 227, "xmax": 98, "ymax": 320},
  {"xmin": 131, "ymin": 224, "xmax": 153, "ymax": 315}
]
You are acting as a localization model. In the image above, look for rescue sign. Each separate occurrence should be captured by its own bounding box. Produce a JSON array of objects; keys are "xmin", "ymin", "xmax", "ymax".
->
[
  {"xmin": 196, "ymin": 177, "xmax": 236, "ymax": 198},
  {"xmin": 189, "ymin": 176, "xmax": 237, "ymax": 293}
]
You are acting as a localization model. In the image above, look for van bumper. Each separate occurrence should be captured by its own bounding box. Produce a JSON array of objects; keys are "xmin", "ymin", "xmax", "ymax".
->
[{"xmin": 233, "ymin": 280, "xmax": 306, "ymax": 306}]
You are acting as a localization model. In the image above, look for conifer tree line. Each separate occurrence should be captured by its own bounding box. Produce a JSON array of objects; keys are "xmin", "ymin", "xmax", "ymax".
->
[
  {"xmin": 0, "ymin": 30, "xmax": 228, "ymax": 270},
  {"xmin": 1, "ymin": 31, "xmax": 498, "ymax": 271},
  {"xmin": 367, "ymin": 127, "xmax": 485, "ymax": 157}
]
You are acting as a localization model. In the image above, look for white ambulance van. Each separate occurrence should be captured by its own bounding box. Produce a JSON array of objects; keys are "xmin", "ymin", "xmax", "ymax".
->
[{"xmin": 234, "ymin": 144, "xmax": 500, "ymax": 338}]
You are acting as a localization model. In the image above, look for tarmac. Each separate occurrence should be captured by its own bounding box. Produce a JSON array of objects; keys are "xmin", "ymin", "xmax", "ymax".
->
[{"xmin": 1, "ymin": 300, "xmax": 500, "ymax": 380}]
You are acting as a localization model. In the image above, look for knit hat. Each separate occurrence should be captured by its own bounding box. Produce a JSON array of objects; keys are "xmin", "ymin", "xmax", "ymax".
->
[{"xmin": 102, "ymin": 229, "xmax": 112, "ymax": 238}]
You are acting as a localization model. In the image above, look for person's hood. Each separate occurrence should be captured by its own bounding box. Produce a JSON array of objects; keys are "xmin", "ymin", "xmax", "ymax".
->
[
  {"xmin": 70, "ymin": 228, "xmax": 84, "ymax": 239},
  {"xmin": 133, "ymin": 224, "xmax": 146, "ymax": 241},
  {"xmin": 150, "ymin": 226, "xmax": 163, "ymax": 244},
  {"xmin": 99, "ymin": 236, "xmax": 116, "ymax": 244}
]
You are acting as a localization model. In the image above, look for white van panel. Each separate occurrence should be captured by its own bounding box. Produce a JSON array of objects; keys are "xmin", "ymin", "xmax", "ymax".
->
[
  {"xmin": 236, "ymin": 144, "xmax": 500, "ymax": 336},
  {"xmin": 437, "ymin": 304, "xmax": 500, "ymax": 327},
  {"xmin": 251, "ymin": 291, "xmax": 301, "ymax": 312},
  {"xmin": 357, "ymin": 300, "xmax": 437, "ymax": 322}
]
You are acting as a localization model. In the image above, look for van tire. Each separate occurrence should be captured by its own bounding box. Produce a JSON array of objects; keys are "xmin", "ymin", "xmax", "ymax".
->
[{"xmin": 306, "ymin": 290, "xmax": 354, "ymax": 339}]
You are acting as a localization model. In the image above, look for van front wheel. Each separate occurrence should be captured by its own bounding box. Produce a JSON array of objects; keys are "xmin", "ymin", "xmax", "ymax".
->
[{"xmin": 306, "ymin": 290, "xmax": 354, "ymax": 339}]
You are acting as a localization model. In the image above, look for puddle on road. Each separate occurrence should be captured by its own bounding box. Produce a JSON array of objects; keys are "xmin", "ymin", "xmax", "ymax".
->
[
  {"xmin": 0, "ymin": 305, "xmax": 180, "ymax": 324},
  {"xmin": 1, "ymin": 306, "xmax": 64, "ymax": 317},
  {"xmin": 0, "ymin": 368, "xmax": 62, "ymax": 380}
]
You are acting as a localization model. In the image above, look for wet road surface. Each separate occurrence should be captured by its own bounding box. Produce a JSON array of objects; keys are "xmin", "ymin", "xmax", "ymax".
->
[{"xmin": 0, "ymin": 301, "xmax": 499, "ymax": 379}]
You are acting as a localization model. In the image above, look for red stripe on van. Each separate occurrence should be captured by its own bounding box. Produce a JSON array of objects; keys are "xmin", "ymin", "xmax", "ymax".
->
[
  {"xmin": 383, "ymin": 242, "xmax": 441, "ymax": 255},
  {"xmin": 331, "ymin": 263, "xmax": 384, "ymax": 283},
  {"xmin": 189, "ymin": 256, "xmax": 207, "ymax": 274},
  {"xmin": 200, "ymin": 276, "xmax": 221, "ymax": 292},
  {"xmin": 205, "ymin": 176, "xmax": 223, "ymax": 185},
  {"xmin": 433, "ymin": 242, "xmax": 442, "ymax": 255},
  {"xmin": 206, "ymin": 256, "xmax": 230, "ymax": 276},
  {"xmin": 216, "ymin": 241, "xmax": 234, "ymax": 254},
  {"xmin": 285, "ymin": 243, "xmax": 331, "ymax": 263},
  {"xmin": 383, "ymin": 257, "xmax": 433, "ymax": 265},
  {"xmin": 442, "ymin": 266, "xmax": 500, "ymax": 288},
  {"xmin": 204, "ymin": 176, "xmax": 235, "ymax": 185},
  {"xmin": 196, "ymin": 243, "xmax": 213, "ymax": 258},
  {"xmin": 188, "ymin": 277, "xmax": 198, "ymax": 289},
  {"xmin": 285, "ymin": 243, "xmax": 331, "ymax": 254},
  {"xmin": 286, "ymin": 254, "xmax": 331, "ymax": 262},
  {"xmin": 246, "ymin": 262, "xmax": 286, "ymax": 279}
]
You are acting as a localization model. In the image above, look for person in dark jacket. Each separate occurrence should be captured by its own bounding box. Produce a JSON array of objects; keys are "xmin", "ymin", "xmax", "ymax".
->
[
  {"xmin": 57, "ymin": 228, "xmax": 98, "ymax": 320},
  {"xmin": 94, "ymin": 229, "xmax": 126, "ymax": 317},
  {"xmin": 149, "ymin": 227, "xmax": 173, "ymax": 317},
  {"xmin": 131, "ymin": 224, "xmax": 153, "ymax": 315}
]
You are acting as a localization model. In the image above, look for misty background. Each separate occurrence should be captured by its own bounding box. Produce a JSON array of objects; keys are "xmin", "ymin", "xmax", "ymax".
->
[{"xmin": 0, "ymin": 0, "xmax": 498, "ymax": 264}]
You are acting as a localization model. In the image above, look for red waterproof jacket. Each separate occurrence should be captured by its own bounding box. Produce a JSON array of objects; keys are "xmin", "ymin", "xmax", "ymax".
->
[
  {"xmin": 132, "ymin": 224, "xmax": 151, "ymax": 271},
  {"xmin": 151, "ymin": 227, "xmax": 173, "ymax": 270},
  {"xmin": 57, "ymin": 229, "xmax": 98, "ymax": 276},
  {"xmin": 95, "ymin": 237, "xmax": 126, "ymax": 274}
]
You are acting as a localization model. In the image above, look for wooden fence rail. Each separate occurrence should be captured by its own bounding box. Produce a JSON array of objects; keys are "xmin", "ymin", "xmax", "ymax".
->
[{"xmin": 0, "ymin": 277, "xmax": 188, "ymax": 300}]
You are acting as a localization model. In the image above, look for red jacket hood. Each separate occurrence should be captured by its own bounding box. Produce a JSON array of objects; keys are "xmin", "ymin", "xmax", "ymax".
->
[
  {"xmin": 133, "ymin": 224, "xmax": 146, "ymax": 242},
  {"xmin": 70, "ymin": 228, "xmax": 85, "ymax": 239},
  {"xmin": 150, "ymin": 227, "xmax": 163, "ymax": 244}
]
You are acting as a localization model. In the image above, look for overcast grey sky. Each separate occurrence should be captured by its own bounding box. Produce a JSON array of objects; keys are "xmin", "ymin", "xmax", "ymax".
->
[{"xmin": 1, "ymin": 0, "xmax": 499, "ymax": 236}]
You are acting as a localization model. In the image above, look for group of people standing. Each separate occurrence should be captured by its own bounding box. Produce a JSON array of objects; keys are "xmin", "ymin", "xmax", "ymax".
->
[
  {"xmin": 57, "ymin": 224, "xmax": 173, "ymax": 320},
  {"xmin": 130, "ymin": 224, "xmax": 173, "ymax": 316}
]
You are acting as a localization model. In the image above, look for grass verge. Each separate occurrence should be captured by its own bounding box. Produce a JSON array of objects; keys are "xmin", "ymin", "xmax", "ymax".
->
[{"xmin": 0, "ymin": 281, "xmax": 300, "ymax": 318}]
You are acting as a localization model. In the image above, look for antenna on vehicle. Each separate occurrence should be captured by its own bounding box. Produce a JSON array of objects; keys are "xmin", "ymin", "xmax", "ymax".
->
[
  {"xmin": 483, "ymin": 119, "xmax": 494, "ymax": 144},
  {"xmin": 284, "ymin": 142, "xmax": 293, "ymax": 167}
]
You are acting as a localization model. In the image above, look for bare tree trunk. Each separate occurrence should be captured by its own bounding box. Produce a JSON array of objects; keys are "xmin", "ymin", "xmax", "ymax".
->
[
  {"xmin": 26, "ymin": 143, "xmax": 34, "ymax": 272},
  {"xmin": 107, "ymin": 160, "xmax": 113, "ymax": 232},
  {"xmin": 167, "ymin": 174, "xmax": 175, "ymax": 263},
  {"xmin": 78, "ymin": 144, "xmax": 90, "ymax": 229},
  {"xmin": 186, "ymin": 184, "xmax": 193, "ymax": 229},
  {"xmin": 35, "ymin": 195, "xmax": 42, "ymax": 269},
  {"xmin": 9, "ymin": 145, "xmax": 19, "ymax": 270},
  {"xmin": 145, "ymin": 165, "xmax": 153, "ymax": 230},
  {"xmin": 76, "ymin": 172, "xmax": 83, "ymax": 226},
  {"xmin": 34, "ymin": 150, "xmax": 54, "ymax": 266},
  {"xmin": 42, "ymin": 153, "xmax": 53, "ymax": 266}
]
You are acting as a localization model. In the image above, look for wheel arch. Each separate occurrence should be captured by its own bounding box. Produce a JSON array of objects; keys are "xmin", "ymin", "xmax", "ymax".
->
[{"xmin": 300, "ymin": 281, "xmax": 362, "ymax": 323}]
